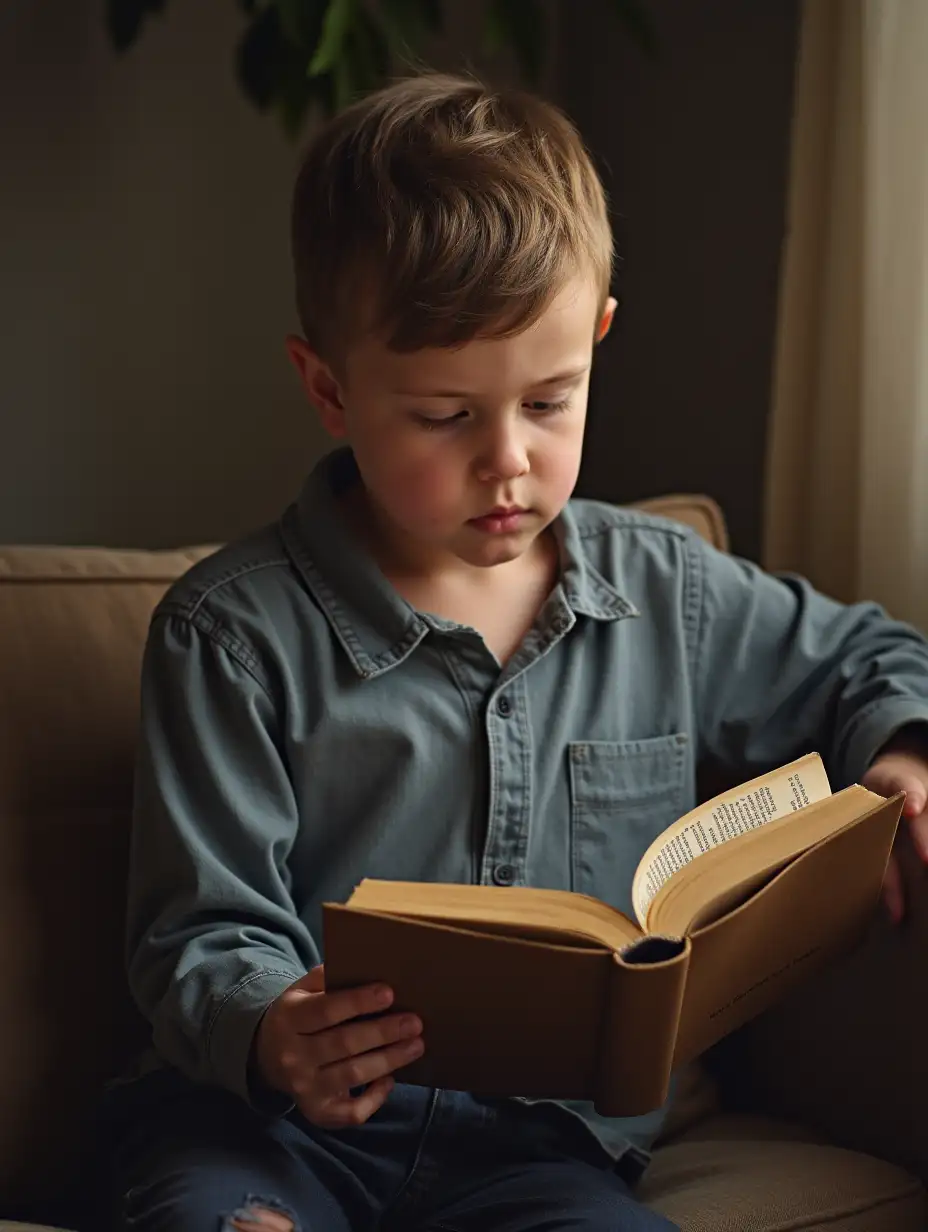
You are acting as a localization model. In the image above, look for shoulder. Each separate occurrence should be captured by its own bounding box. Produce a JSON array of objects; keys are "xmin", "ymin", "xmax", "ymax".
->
[
  {"xmin": 568, "ymin": 497, "xmax": 695, "ymax": 543},
  {"xmin": 562, "ymin": 496, "xmax": 741, "ymax": 631},
  {"xmin": 566, "ymin": 496, "xmax": 702, "ymax": 573},
  {"xmin": 155, "ymin": 525, "xmax": 293, "ymax": 622},
  {"xmin": 149, "ymin": 521, "xmax": 329, "ymax": 675}
]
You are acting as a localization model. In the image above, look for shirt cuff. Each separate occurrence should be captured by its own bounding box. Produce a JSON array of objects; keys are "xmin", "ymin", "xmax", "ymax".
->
[
  {"xmin": 206, "ymin": 967, "xmax": 301, "ymax": 1115},
  {"xmin": 843, "ymin": 703, "xmax": 928, "ymax": 784}
]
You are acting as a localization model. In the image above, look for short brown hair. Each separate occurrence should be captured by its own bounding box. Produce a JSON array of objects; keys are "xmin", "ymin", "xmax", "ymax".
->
[{"xmin": 291, "ymin": 73, "xmax": 613, "ymax": 363}]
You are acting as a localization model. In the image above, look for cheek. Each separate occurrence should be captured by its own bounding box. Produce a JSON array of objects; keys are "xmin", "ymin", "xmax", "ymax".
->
[
  {"xmin": 538, "ymin": 420, "xmax": 585, "ymax": 501},
  {"xmin": 373, "ymin": 446, "xmax": 464, "ymax": 523}
]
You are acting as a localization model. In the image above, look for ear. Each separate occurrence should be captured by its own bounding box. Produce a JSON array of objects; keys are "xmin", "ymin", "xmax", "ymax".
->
[
  {"xmin": 285, "ymin": 335, "xmax": 348, "ymax": 438},
  {"xmin": 596, "ymin": 297, "xmax": 618, "ymax": 344}
]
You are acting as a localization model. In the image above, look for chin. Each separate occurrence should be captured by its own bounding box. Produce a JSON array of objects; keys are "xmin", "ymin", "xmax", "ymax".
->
[{"xmin": 455, "ymin": 537, "xmax": 527, "ymax": 568}]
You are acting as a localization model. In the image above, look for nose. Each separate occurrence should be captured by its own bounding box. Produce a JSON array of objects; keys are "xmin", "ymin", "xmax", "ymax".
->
[{"xmin": 475, "ymin": 419, "xmax": 530, "ymax": 483}]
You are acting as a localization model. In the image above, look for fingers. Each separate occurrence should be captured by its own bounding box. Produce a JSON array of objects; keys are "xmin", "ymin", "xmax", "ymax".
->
[
  {"xmin": 297, "ymin": 964, "xmax": 326, "ymax": 994},
  {"xmin": 291, "ymin": 982, "xmax": 395, "ymax": 1034},
  {"xmin": 864, "ymin": 761, "xmax": 928, "ymax": 861},
  {"xmin": 907, "ymin": 810, "xmax": 928, "ymax": 862},
  {"xmin": 311, "ymin": 1011, "xmax": 422, "ymax": 1067},
  {"xmin": 882, "ymin": 854, "xmax": 904, "ymax": 925},
  {"xmin": 314, "ymin": 1035, "xmax": 425, "ymax": 1099},
  {"xmin": 260, "ymin": 973, "xmax": 425, "ymax": 1130},
  {"xmin": 900, "ymin": 778, "xmax": 928, "ymax": 820},
  {"xmin": 307, "ymin": 1076, "xmax": 396, "ymax": 1130},
  {"xmin": 865, "ymin": 765, "xmax": 928, "ymax": 817}
]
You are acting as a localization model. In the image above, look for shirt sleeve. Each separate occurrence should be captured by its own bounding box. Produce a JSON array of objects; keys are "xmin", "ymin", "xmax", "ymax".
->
[
  {"xmin": 690, "ymin": 535, "xmax": 928, "ymax": 786},
  {"xmin": 126, "ymin": 610, "xmax": 315, "ymax": 1109}
]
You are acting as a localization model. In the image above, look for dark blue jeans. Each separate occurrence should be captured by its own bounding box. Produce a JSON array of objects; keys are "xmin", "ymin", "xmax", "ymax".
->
[{"xmin": 94, "ymin": 1070, "xmax": 678, "ymax": 1231}]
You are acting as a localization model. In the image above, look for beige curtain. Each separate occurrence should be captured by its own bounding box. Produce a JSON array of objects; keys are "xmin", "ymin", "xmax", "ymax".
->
[{"xmin": 765, "ymin": 0, "xmax": 928, "ymax": 629}]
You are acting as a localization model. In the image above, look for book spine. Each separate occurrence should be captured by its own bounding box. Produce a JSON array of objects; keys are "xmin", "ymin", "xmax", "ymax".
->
[{"xmin": 594, "ymin": 937, "xmax": 691, "ymax": 1118}]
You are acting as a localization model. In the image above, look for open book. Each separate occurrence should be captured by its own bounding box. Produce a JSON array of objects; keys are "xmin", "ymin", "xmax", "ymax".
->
[{"xmin": 323, "ymin": 754, "xmax": 903, "ymax": 1117}]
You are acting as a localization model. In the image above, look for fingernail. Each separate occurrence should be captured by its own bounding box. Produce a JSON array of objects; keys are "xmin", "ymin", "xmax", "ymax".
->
[
  {"xmin": 375, "ymin": 986, "xmax": 393, "ymax": 1007},
  {"xmin": 404, "ymin": 1038, "xmax": 424, "ymax": 1057},
  {"xmin": 400, "ymin": 1014, "xmax": 421, "ymax": 1033}
]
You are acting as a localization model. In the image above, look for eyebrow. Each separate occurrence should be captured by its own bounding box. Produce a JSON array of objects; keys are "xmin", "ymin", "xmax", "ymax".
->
[{"xmin": 394, "ymin": 366, "xmax": 590, "ymax": 399}]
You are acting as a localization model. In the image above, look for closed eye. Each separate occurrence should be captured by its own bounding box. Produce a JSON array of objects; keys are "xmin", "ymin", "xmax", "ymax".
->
[
  {"xmin": 411, "ymin": 398, "xmax": 572, "ymax": 431},
  {"xmin": 411, "ymin": 410, "xmax": 469, "ymax": 430},
  {"xmin": 523, "ymin": 398, "xmax": 572, "ymax": 414}
]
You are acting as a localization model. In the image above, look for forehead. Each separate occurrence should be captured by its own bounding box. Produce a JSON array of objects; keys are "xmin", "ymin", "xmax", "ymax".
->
[{"xmin": 346, "ymin": 276, "xmax": 601, "ymax": 392}]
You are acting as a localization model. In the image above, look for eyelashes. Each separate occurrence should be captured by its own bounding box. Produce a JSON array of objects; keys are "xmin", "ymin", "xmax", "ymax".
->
[{"xmin": 413, "ymin": 399, "xmax": 572, "ymax": 431}]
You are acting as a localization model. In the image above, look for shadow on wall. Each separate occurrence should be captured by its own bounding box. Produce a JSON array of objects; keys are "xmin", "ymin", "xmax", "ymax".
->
[
  {"xmin": 559, "ymin": 0, "xmax": 800, "ymax": 561},
  {"xmin": 0, "ymin": 0, "xmax": 324, "ymax": 549},
  {"xmin": 1, "ymin": 0, "xmax": 798, "ymax": 557}
]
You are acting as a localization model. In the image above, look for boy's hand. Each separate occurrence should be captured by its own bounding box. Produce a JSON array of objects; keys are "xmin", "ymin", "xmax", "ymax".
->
[
  {"xmin": 862, "ymin": 737, "xmax": 928, "ymax": 924},
  {"xmin": 254, "ymin": 965, "xmax": 424, "ymax": 1129}
]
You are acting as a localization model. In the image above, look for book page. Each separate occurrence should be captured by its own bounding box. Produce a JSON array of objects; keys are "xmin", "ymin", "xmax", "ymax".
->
[
  {"xmin": 631, "ymin": 754, "xmax": 831, "ymax": 929},
  {"xmin": 347, "ymin": 880, "xmax": 643, "ymax": 951}
]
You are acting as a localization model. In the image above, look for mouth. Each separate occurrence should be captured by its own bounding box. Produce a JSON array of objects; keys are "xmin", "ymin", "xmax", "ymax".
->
[{"xmin": 468, "ymin": 506, "xmax": 529, "ymax": 534}]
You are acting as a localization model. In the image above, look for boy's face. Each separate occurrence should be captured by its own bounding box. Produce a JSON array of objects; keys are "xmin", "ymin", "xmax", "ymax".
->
[{"xmin": 290, "ymin": 275, "xmax": 615, "ymax": 571}]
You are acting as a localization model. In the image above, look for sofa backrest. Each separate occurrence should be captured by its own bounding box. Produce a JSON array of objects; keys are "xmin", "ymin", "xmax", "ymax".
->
[
  {"xmin": 0, "ymin": 545, "xmax": 217, "ymax": 1210},
  {"xmin": 0, "ymin": 496, "xmax": 726, "ymax": 1211}
]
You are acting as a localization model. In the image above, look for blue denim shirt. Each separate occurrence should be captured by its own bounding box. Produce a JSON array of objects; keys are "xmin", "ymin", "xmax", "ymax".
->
[{"xmin": 128, "ymin": 447, "xmax": 928, "ymax": 1163}]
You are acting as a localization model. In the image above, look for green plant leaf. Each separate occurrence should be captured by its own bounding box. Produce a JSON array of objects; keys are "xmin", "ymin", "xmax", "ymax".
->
[
  {"xmin": 605, "ymin": 0, "xmax": 658, "ymax": 56},
  {"xmin": 236, "ymin": 3, "xmax": 332, "ymax": 131},
  {"xmin": 105, "ymin": 0, "xmax": 168, "ymax": 52},
  {"xmin": 483, "ymin": 0, "xmax": 546, "ymax": 84},
  {"xmin": 308, "ymin": 0, "xmax": 356, "ymax": 77}
]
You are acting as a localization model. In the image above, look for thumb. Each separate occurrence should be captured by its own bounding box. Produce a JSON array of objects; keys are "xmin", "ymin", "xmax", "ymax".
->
[
  {"xmin": 292, "ymin": 964, "xmax": 326, "ymax": 994},
  {"xmin": 898, "ymin": 776, "xmax": 928, "ymax": 819},
  {"xmin": 865, "ymin": 765, "xmax": 928, "ymax": 817}
]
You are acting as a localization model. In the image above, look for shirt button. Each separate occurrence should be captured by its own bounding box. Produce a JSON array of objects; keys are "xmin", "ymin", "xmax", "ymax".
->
[
  {"xmin": 496, "ymin": 695, "xmax": 513, "ymax": 718},
  {"xmin": 493, "ymin": 863, "xmax": 517, "ymax": 886}
]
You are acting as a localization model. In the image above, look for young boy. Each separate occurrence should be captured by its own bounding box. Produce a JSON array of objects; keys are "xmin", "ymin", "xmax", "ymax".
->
[{"xmin": 100, "ymin": 73, "xmax": 928, "ymax": 1231}]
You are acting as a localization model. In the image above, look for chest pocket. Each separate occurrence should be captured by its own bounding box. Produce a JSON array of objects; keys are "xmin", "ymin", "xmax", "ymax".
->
[{"xmin": 569, "ymin": 735, "xmax": 689, "ymax": 917}]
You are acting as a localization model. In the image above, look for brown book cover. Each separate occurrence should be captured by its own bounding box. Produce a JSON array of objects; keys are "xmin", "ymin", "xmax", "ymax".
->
[{"xmin": 323, "ymin": 755, "xmax": 903, "ymax": 1116}]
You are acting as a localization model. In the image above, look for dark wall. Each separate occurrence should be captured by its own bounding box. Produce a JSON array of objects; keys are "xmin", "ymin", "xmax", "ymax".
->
[{"xmin": 558, "ymin": 0, "xmax": 800, "ymax": 560}]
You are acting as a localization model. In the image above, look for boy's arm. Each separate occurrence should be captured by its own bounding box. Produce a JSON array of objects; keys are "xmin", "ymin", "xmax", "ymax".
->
[
  {"xmin": 691, "ymin": 536, "xmax": 928, "ymax": 786},
  {"xmin": 127, "ymin": 610, "xmax": 313, "ymax": 1108}
]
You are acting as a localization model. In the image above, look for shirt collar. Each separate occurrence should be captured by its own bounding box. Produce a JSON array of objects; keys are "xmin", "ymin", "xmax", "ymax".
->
[
  {"xmin": 554, "ymin": 502, "xmax": 640, "ymax": 621},
  {"xmin": 280, "ymin": 447, "xmax": 637, "ymax": 679}
]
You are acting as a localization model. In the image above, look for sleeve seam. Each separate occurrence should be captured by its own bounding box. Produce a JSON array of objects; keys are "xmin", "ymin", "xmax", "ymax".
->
[
  {"xmin": 205, "ymin": 967, "xmax": 300, "ymax": 1061},
  {"xmin": 153, "ymin": 607, "xmax": 275, "ymax": 699}
]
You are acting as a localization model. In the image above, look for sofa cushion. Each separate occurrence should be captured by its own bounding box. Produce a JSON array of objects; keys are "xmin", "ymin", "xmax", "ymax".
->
[
  {"xmin": 0, "ymin": 545, "xmax": 215, "ymax": 1208},
  {"xmin": 642, "ymin": 1113, "xmax": 927, "ymax": 1231}
]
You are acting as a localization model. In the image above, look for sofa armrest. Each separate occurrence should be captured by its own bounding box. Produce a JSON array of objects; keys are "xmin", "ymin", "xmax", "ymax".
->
[{"xmin": 715, "ymin": 831, "xmax": 928, "ymax": 1184}]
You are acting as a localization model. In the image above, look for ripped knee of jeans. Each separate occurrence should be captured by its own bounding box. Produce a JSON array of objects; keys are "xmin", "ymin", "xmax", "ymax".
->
[{"xmin": 222, "ymin": 1193, "xmax": 299, "ymax": 1232}]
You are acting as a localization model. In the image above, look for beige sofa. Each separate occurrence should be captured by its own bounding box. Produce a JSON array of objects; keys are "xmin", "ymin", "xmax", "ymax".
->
[{"xmin": 2, "ymin": 495, "xmax": 927, "ymax": 1231}]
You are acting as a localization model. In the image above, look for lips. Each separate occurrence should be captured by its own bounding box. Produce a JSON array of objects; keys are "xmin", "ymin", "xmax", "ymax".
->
[{"xmin": 468, "ymin": 507, "xmax": 529, "ymax": 534}]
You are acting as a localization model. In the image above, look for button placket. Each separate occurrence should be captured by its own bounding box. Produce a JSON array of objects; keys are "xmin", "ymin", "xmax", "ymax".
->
[{"xmin": 481, "ymin": 677, "xmax": 531, "ymax": 888}]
